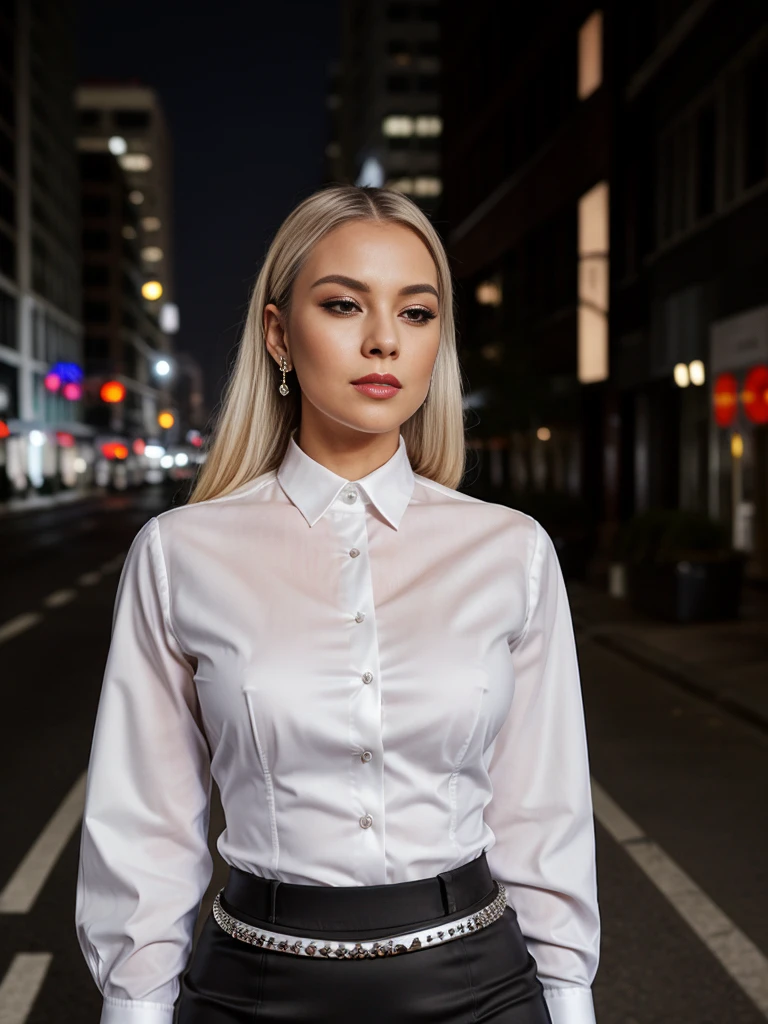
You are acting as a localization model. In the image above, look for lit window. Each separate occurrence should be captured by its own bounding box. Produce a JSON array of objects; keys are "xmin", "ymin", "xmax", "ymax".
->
[
  {"xmin": 382, "ymin": 115, "xmax": 414, "ymax": 137},
  {"xmin": 577, "ymin": 181, "xmax": 609, "ymax": 383},
  {"xmin": 413, "ymin": 176, "xmax": 441, "ymax": 196},
  {"xmin": 121, "ymin": 225, "xmax": 137, "ymax": 239},
  {"xmin": 578, "ymin": 10, "xmax": 603, "ymax": 100},
  {"xmin": 141, "ymin": 246, "xmax": 163, "ymax": 263},
  {"xmin": 141, "ymin": 216, "xmax": 161, "ymax": 231},
  {"xmin": 128, "ymin": 190, "xmax": 144, "ymax": 204},
  {"xmin": 415, "ymin": 115, "xmax": 442, "ymax": 137},
  {"xmin": 475, "ymin": 280, "xmax": 502, "ymax": 306},
  {"xmin": 385, "ymin": 177, "xmax": 414, "ymax": 194},
  {"xmin": 119, "ymin": 153, "xmax": 153, "ymax": 172}
]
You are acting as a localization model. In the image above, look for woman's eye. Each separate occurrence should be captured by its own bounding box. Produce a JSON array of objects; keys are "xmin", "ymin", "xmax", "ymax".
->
[
  {"xmin": 322, "ymin": 299, "xmax": 358, "ymax": 315},
  {"xmin": 402, "ymin": 307, "xmax": 437, "ymax": 324}
]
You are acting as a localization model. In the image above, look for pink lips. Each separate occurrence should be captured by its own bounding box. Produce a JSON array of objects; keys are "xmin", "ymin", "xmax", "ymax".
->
[{"xmin": 351, "ymin": 372, "xmax": 402, "ymax": 399}]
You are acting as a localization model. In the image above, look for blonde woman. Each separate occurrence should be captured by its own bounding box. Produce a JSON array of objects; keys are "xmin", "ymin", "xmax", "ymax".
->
[{"xmin": 75, "ymin": 184, "xmax": 600, "ymax": 1024}]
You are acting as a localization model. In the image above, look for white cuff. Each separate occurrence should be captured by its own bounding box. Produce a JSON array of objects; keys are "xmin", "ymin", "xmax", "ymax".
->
[
  {"xmin": 542, "ymin": 986, "xmax": 597, "ymax": 1024},
  {"xmin": 100, "ymin": 996, "xmax": 176, "ymax": 1024}
]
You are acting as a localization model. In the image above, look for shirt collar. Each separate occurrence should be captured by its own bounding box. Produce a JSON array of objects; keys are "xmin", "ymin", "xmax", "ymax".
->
[{"xmin": 277, "ymin": 429, "xmax": 415, "ymax": 530}]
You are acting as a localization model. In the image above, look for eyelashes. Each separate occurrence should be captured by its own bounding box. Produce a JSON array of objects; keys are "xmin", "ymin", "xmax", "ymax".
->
[{"xmin": 320, "ymin": 298, "xmax": 437, "ymax": 325}]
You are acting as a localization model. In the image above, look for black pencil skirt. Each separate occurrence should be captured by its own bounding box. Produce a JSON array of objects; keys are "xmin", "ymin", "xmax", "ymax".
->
[{"xmin": 175, "ymin": 851, "xmax": 552, "ymax": 1023}]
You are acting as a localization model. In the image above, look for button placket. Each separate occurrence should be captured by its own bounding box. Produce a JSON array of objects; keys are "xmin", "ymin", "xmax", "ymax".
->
[{"xmin": 335, "ymin": 503, "xmax": 384, "ymax": 875}]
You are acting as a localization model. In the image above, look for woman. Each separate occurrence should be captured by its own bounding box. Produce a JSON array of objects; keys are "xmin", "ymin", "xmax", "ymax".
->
[{"xmin": 75, "ymin": 184, "xmax": 600, "ymax": 1024}]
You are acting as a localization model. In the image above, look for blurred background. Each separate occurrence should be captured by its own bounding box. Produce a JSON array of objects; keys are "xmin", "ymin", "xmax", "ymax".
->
[{"xmin": 1, "ymin": 0, "xmax": 767, "ymax": 1021}]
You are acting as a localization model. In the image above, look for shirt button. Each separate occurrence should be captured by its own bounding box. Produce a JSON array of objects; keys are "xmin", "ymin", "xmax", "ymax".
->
[
  {"xmin": 349, "ymin": 548, "xmax": 360, "ymax": 558},
  {"xmin": 354, "ymin": 611, "xmax": 365, "ymax": 623},
  {"xmin": 361, "ymin": 751, "xmax": 373, "ymax": 762},
  {"xmin": 343, "ymin": 487, "xmax": 357, "ymax": 504},
  {"xmin": 359, "ymin": 814, "xmax": 373, "ymax": 829},
  {"xmin": 362, "ymin": 672, "xmax": 373, "ymax": 684}
]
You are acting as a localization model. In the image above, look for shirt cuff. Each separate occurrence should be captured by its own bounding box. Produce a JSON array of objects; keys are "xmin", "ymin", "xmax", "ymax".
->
[
  {"xmin": 542, "ymin": 986, "xmax": 597, "ymax": 1024},
  {"xmin": 100, "ymin": 996, "xmax": 176, "ymax": 1024}
]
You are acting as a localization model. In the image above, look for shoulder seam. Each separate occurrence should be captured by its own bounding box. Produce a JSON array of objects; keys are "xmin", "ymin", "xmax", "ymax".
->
[
  {"xmin": 414, "ymin": 475, "xmax": 479, "ymax": 503},
  {"xmin": 156, "ymin": 471, "xmax": 276, "ymax": 521},
  {"xmin": 147, "ymin": 516, "xmax": 188, "ymax": 656},
  {"xmin": 510, "ymin": 517, "xmax": 542, "ymax": 650}
]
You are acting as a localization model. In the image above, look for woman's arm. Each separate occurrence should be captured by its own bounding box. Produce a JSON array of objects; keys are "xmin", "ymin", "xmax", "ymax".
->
[
  {"xmin": 75, "ymin": 516, "xmax": 213, "ymax": 1024},
  {"xmin": 484, "ymin": 516, "xmax": 601, "ymax": 1024}
]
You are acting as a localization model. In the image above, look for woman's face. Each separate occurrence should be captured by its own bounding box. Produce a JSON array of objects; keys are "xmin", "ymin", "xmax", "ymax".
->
[{"xmin": 263, "ymin": 219, "xmax": 441, "ymax": 440}]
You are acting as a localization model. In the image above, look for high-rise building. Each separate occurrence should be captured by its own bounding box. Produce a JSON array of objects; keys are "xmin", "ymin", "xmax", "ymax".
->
[
  {"xmin": 331, "ymin": 0, "xmax": 442, "ymax": 210},
  {"xmin": 78, "ymin": 148, "xmax": 174, "ymax": 440},
  {"xmin": 0, "ymin": 0, "xmax": 87, "ymax": 498},
  {"xmin": 75, "ymin": 83, "xmax": 174, "ymax": 303},
  {"xmin": 74, "ymin": 82, "xmax": 182, "ymax": 448}
]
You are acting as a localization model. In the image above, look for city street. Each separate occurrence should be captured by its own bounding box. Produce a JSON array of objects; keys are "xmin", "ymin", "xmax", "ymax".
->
[{"xmin": 0, "ymin": 494, "xmax": 766, "ymax": 1022}]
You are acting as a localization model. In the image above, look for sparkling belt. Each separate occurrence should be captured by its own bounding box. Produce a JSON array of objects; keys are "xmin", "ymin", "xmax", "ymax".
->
[{"xmin": 212, "ymin": 879, "xmax": 507, "ymax": 959}]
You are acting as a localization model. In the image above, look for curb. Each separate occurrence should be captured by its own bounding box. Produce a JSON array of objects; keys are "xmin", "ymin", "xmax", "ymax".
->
[{"xmin": 585, "ymin": 627, "xmax": 768, "ymax": 734}]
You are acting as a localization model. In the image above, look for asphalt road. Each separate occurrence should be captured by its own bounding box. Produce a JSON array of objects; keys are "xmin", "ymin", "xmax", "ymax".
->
[{"xmin": 1, "ymin": 489, "xmax": 766, "ymax": 1023}]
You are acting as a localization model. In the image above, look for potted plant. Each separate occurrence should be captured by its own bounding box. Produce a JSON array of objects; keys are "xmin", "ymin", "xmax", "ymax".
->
[{"xmin": 613, "ymin": 508, "xmax": 746, "ymax": 622}]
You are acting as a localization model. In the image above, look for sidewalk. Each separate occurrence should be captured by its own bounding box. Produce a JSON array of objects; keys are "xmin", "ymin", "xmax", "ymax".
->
[{"xmin": 568, "ymin": 578, "xmax": 768, "ymax": 732}]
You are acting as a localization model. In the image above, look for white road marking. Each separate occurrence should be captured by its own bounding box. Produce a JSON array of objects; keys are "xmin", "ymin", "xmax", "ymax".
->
[
  {"xmin": 0, "ymin": 953, "xmax": 52, "ymax": 1024},
  {"xmin": 77, "ymin": 571, "xmax": 101, "ymax": 586},
  {"xmin": 0, "ymin": 614, "xmax": 42, "ymax": 647},
  {"xmin": 42, "ymin": 588, "xmax": 77, "ymax": 609},
  {"xmin": 0, "ymin": 773, "xmax": 86, "ymax": 914},
  {"xmin": 592, "ymin": 777, "xmax": 768, "ymax": 1017}
]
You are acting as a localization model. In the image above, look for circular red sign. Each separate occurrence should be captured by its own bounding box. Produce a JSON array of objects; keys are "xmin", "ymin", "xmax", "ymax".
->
[
  {"xmin": 743, "ymin": 364, "xmax": 768, "ymax": 425},
  {"xmin": 713, "ymin": 372, "xmax": 738, "ymax": 427}
]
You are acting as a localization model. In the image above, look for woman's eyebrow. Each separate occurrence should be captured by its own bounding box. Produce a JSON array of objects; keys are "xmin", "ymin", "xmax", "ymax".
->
[{"xmin": 311, "ymin": 274, "xmax": 439, "ymax": 300}]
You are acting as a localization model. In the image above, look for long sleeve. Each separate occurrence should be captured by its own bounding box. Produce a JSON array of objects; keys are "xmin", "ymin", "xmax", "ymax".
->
[
  {"xmin": 484, "ymin": 517, "xmax": 601, "ymax": 1024},
  {"xmin": 75, "ymin": 516, "xmax": 214, "ymax": 1024}
]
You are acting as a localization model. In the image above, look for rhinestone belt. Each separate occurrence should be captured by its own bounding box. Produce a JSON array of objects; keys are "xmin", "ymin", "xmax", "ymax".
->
[{"xmin": 212, "ymin": 880, "xmax": 507, "ymax": 959}]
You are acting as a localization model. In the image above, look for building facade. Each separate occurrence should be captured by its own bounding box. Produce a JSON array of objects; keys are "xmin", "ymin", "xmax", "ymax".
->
[
  {"xmin": 0, "ymin": 0, "xmax": 87, "ymax": 498},
  {"xmin": 439, "ymin": 0, "xmax": 768, "ymax": 577},
  {"xmin": 329, "ymin": 0, "xmax": 442, "ymax": 210}
]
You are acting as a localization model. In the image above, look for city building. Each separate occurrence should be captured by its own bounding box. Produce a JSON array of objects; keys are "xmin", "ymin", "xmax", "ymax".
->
[
  {"xmin": 330, "ymin": 0, "xmax": 442, "ymax": 210},
  {"xmin": 0, "ymin": 0, "xmax": 88, "ymax": 500},
  {"xmin": 74, "ymin": 81, "xmax": 187, "ymax": 481},
  {"xmin": 439, "ymin": 0, "xmax": 768, "ymax": 578},
  {"xmin": 78, "ymin": 147, "xmax": 176, "ymax": 443},
  {"xmin": 75, "ymin": 82, "xmax": 175, "ymax": 305}
]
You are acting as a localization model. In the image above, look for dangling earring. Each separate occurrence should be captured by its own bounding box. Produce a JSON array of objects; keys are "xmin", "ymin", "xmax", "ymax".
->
[{"xmin": 278, "ymin": 356, "xmax": 290, "ymax": 396}]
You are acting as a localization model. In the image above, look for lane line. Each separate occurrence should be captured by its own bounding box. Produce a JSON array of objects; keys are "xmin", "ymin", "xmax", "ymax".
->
[
  {"xmin": 77, "ymin": 571, "xmax": 101, "ymax": 586},
  {"xmin": 0, "ymin": 614, "xmax": 42, "ymax": 647},
  {"xmin": 0, "ymin": 773, "xmax": 86, "ymax": 914},
  {"xmin": 42, "ymin": 588, "xmax": 77, "ymax": 609},
  {"xmin": 0, "ymin": 954, "xmax": 52, "ymax": 1024},
  {"xmin": 592, "ymin": 777, "xmax": 768, "ymax": 1017}
]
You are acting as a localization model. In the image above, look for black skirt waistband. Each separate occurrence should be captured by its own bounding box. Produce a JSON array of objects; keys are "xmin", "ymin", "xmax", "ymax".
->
[{"xmin": 221, "ymin": 850, "xmax": 495, "ymax": 935}]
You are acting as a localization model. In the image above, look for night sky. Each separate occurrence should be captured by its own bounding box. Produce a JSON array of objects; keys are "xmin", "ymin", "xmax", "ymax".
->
[{"xmin": 76, "ymin": 0, "xmax": 341, "ymax": 414}]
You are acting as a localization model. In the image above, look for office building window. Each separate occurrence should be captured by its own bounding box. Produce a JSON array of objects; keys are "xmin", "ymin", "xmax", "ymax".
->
[
  {"xmin": 578, "ymin": 10, "xmax": 603, "ymax": 100},
  {"xmin": 114, "ymin": 109, "xmax": 151, "ymax": 129},
  {"xmin": 387, "ymin": 75, "xmax": 410, "ymax": 93},
  {"xmin": 82, "ymin": 265, "xmax": 110, "ymax": 287},
  {"xmin": 82, "ymin": 229, "xmax": 110, "ymax": 251},
  {"xmin": 577, "ymin": 181, "xmax": 610, "ymax": 383},
  {"xmin": 744, "ymin": 52, "xmax": 768, "ymax": 189},
  {"xmin": 417, "ymin": 74, "xmax": 439, "ymax": 93},
  {"xmin": 695, "ymin": 103, "xmax": 716, "ymax": 219},
  {"xmin": 81, "ymin": 195, "xmax": 111, "ymax": 217},
  {"xmin": 78, "ymin": 108, "xmax": 101, "ymax": 127},
  {"xmin": 84, "ymin": 301, "xmax": 111, "ymax": 324}
]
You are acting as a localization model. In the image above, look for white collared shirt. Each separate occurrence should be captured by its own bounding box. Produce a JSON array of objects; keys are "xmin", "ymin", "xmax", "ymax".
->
[{"xmin": 75, "ymin": 430, "xmax": 600, "ymax": 1024}]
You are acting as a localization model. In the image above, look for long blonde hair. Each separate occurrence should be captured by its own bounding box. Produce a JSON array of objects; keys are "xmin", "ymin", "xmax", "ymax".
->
[{"xmin": 187, "ymin": 183, "xmax": 467, "ymax": 504}]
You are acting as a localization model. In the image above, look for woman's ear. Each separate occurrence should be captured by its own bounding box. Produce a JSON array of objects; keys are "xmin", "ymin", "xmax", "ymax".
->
[{"xmin": 263, "ymin": 303, "xmax": 290, "ymax": 369}]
